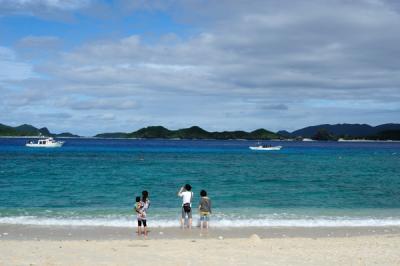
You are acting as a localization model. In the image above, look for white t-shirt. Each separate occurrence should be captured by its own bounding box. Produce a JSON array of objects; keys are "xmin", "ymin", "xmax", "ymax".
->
[{"xmin": 178, "ymin": 191, "xmax": 193, "ymax": 206}]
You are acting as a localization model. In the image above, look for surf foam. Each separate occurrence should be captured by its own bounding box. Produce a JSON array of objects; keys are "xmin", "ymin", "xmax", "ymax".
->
[{"xmin": 1, "ymin": 216, "xmax": 400, "ymax": 228}]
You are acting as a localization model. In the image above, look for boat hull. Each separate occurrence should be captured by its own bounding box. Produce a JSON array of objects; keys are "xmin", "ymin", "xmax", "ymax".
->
[
  {"xmin": 26, "ymin": 142, "xmax": 64, "ymax": 148},
  {"xmin": 249, "ymin": 146, "xmax": 282, "ymax": 151}
]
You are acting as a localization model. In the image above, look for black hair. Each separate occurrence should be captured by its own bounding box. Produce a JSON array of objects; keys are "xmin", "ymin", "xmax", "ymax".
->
[
  {"xmin": 184, "ymin": 184, "xmax": 192, "ymax": 191},
  {"xmin": 200, "ymin": 190, "xmax": 207, "ymax": 197},
  {"xmin": 142, "ymin": 190, "xmax": 149, "ymax": 201},
  {"xmin": 135, "ymin": 196, "xmax": 141, "ymax": 202}
]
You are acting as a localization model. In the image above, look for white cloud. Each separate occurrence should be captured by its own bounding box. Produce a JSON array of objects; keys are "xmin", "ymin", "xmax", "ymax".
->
[
  {"xmin": 0, "ymin": 47, "xmax": 35, "ymax": 81},
  {"xmin": 67, "ymin": 98, "xmax": 139, "ymax": 110},
  {"xmin": 17, "ymin": 36, "xmax": 61, "ymax": 49},
  {"xmin": 0, "ymin": 0, "xmax": 91, "ymax": 11},
  {"xmin": 46, "ymin": 1, "xmax": 400, "ymax": 101},
  {"xmin": 0, "ymin": 0, "xmax": 92, "ymax": 19},
  {"xmin": 2, "ymin": 0, "xmax": 400, "ymax": 135}
]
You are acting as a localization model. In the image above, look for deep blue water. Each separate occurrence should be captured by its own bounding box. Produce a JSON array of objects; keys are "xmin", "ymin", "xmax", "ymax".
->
[{"xmin": 0, "ymin": 138, "xmax": 400, "ymax": 227}]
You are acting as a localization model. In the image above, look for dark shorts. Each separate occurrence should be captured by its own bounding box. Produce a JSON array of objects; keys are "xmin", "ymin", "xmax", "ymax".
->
[
  {"xmin": 138, "ymin": 219, "xmax": 147, "ymax": 227},
  {"xmin": 181, "ymin": 207, "xmax": 192, "ymax": 219}
]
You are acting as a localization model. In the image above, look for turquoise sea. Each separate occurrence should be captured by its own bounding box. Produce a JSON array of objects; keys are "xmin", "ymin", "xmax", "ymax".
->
[{"xmin": 0, "ymin": 138, "xmax": 400, "ymax": 227}]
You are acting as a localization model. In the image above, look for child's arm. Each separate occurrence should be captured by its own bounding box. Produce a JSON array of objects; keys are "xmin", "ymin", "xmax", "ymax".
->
[
  {"xmin": 177, "ymin": 186, "xmax": 184, "ymax": 196},
  {"xmin": 134, "ymin": 204, "xmax": 142, "ymax": 214}
]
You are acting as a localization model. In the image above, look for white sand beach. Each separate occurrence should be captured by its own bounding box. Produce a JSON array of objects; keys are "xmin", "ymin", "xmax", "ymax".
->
[
  {"xmin": 1, "ymin": 236, "xmax": 400, "ymax": 265},
  {"xmin": 1, "ymin": 225, "xmax": 400, "ymax": 265}
]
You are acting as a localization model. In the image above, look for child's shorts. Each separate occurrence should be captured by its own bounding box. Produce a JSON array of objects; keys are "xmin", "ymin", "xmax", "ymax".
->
[
  {"xmin": 200, "ymin": 212, "xmax": 210, "ymax": 221},
  {"xmin": 138, "ymin": 219, "xmax": 147, "ymax": 227},
  {"xmin": 182, "ymin": 207, "xmax": 192, "ymax": 219}
]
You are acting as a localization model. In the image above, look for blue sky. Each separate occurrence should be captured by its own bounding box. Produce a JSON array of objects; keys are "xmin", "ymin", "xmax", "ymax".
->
[{"xmin": 1, "ymin": 0, "xmax": 400, "ymax": 136}]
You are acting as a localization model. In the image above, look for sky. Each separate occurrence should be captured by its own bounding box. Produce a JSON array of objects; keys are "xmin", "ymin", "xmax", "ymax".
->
[{"xmin": 1, "ymin": 0, "xmax": 400, "ymax": 136}]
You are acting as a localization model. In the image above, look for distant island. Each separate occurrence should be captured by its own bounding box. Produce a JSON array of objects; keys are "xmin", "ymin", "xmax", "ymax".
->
[
  {"xmin": 1, "ymin": 122, "xmax": 400, "ymax": 140},
  {"xmin": 95, "ymin": 123, "xmax": 400, "ymax": 141},
  {"xmin": 95, "ymin": 126, "xmax": 279, "ymax": 140},
  {"xmin": 0, "ymin": 123, "xmax": 79, "ymax": 138},
  {"xmin": 278, "ymin": 123, "xmax": 400, "ymax": 141}
]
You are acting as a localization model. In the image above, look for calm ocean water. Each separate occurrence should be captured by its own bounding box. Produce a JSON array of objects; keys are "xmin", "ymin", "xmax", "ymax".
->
[{"xmin": 0, "ymin": 138, "xmax": 400, "ymax": 227}]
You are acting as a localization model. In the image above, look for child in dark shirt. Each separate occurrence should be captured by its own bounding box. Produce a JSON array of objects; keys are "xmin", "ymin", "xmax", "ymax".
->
[{"xmin": 198, "ymin": 190, "xmax": 212, "ymax": 230}]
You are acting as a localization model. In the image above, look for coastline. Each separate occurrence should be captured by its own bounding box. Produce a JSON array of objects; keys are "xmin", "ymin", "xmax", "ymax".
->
[
  {"xmin": 1, "ymin": 136, "xmax": 400, "ymax": 142},
  {"xmin": 1, "ymin": 224, "xmax": 400, "ymax": 240}
]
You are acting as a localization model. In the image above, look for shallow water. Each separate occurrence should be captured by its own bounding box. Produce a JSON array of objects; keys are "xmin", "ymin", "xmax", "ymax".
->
[{"xmin": 1, "ymin": 138, "xmax": 400, "ymax": 227}]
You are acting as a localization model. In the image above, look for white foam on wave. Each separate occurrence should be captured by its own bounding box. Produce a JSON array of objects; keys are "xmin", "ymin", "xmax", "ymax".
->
[
  {"xmin": 1, "ymin": 216, "xmax": 400, "ymax": 228},
  {"xmin": 0, "ymin": 216, "xmax": 136, "ymax": 227}
]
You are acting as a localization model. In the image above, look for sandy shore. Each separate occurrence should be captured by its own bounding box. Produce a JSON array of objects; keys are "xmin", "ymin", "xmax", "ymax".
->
[
  {"xmin": 1, "ymin": 235, "xmax": 400, "ymax": 265},
  {"xmin": 1, "ymin": 224, "xmax": 400, "ymax": 240},
  {"xmin": 1, "ymin": 225, "xmax": 400, "ymax": 265}
]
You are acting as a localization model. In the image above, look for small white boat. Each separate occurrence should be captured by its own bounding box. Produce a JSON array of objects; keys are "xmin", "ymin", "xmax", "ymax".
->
[
  {"xmin": 26, "ymin": 137, "xmax": 64, "ymax": 148},
  {"xmin": 249, "ymin": 145, "xmax": 282, "ymax": 151}
]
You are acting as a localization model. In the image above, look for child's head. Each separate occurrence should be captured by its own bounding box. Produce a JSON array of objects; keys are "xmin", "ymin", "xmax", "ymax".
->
[
  {"xmin": 136, "ymin": 196, "xmax": 141, "ymax": 203},
  {"xmin": 185, "ymin": 184, "xmax": 192, "ymax": 191},
  {"xmin": 200, "ymin": 190, "xmax": 207, "ymax": 197},
  {"xmin": 142, "ymin": 190, "xmax": 149, "ymax": 201}
]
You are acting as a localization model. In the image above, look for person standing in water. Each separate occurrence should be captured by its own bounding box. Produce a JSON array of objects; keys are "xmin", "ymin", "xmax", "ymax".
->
[
  {"xmin": 140, "ymin": 190, "xmax": 150, "ymax": 236},
  {"xmin": 134, "ymin": 196, "xmax": 144, "ymax": 234},
  {"xmin": 198, "ymin": 190, "xmax": 212, "ymax": 230},
  {"xmin": 177, "ymin": 184, "xmax": 193, "ymax": 229}
]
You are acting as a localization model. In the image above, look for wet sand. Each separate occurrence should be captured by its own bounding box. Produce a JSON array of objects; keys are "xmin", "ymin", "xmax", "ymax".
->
[{"xmin": 1, "ymin": 224, "xmax": 400, "ymax": 240}]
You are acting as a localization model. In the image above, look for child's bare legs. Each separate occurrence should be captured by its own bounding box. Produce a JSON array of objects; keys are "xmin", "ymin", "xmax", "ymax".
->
[
  {"xmin": 180, "ymin": 218, "xmax": 192, "ymax": 229},
  {"xmin": 187, "ymin": 210, "xmax": 192, "ymax": 229},
  {"xmin": 188, "ymin": 218, "xmax": 192, "ymax": 229},
  {"xmin": 180, "ymin": 210, "xmax": 192, "ymax": 229},
  {"xmin": 180, "ymin": 218, "xmax": 185, "ymax": 228}
]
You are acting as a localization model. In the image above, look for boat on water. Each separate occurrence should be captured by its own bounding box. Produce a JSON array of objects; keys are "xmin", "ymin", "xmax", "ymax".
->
[
  {"xmin": 26, "ymin": 137, "xmax": 64, "ymax": 148},
  {"xmin": 338, "ymin": 138, "xmax": 370, "ymax": 142},
  {"xmin": 249, "ymin": 145, "xmax": 282, "ymax": 151}
]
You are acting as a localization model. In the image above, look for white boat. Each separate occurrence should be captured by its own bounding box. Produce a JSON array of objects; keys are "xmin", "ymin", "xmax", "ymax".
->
[
  {"xmin": 26, "ymin": 137, "xmax": 64, "ymax": 148},
  {"xmin": 249, "ymin": 145, "xmax": 282, "ymax": 151},
  {"xmin": 338, "ymin": 138, "xmax": 370, "ymax": 142}
]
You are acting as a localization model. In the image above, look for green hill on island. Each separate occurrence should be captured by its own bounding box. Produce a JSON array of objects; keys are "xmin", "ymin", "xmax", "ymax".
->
[
  {"xmin": 0, "ymin": 123, "xmax": 79, "ymax": 137},
  {"xmin": 95, "ymin": 126, "xmax": 280, "ymax": 140},
  {"xmin": 3, "ymin": 122, "xmax": 400, "ymax": 140},
  {"xmin": 372, "ymin": 130, "xmax": 400, "ymax": 140},
  {"xmin": 287, "ymin": 123, "xmax": 400, "ymax": 139},
  {"xmin": 95, "ymin": 123, "xmax": 400, "ymax": 140}
]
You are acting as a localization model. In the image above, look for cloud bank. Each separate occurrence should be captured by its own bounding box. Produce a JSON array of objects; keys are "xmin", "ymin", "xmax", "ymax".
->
[{"xmin": 1, "ymin": 0, "xmax": 400, "ymax": 135}]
